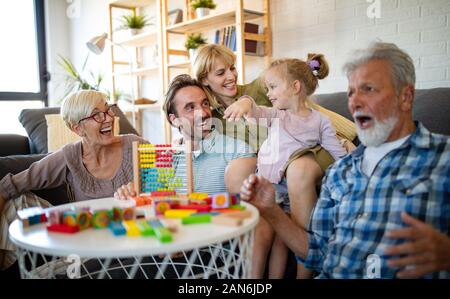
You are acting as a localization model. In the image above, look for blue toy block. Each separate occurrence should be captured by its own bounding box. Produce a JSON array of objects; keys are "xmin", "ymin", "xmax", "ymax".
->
[{"xmin": 109, "ymin": 221, "xmax": 126, "ymax": 236}]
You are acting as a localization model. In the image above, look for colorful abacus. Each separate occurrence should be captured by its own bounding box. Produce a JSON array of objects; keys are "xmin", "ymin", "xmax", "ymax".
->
[{"xmin": 132, "ymin": 142, "xmax": 193, "ymax": 196}]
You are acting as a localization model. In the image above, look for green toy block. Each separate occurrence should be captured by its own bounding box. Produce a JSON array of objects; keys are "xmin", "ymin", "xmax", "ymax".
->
[
  {"xmin": 153, "ymin": 227, "xmax": 172, "ymax": 243},
  {"xmin": 181, "ymin": 214, "xmax": 212, "ymax": 225},
  {"xmin": 229, "ymin": 204, "xmax": 246, "ymax": 211},
  {"xmin": 136, "ymin": 220, "xmax": 155, "ymax": 237}
]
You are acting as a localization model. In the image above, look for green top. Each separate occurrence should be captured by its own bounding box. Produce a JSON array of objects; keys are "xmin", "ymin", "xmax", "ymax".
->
[{"xmin": 211, "ymin": 77, "xmax": 271, "ymax": 152}]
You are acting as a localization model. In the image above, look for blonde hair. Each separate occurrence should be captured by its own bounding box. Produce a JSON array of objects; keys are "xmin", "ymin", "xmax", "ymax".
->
[
  {"xmin": 61, "ymin": 90, "xmax": 108, "ymax": 128},
  {"xmin": 267, "ymin": 54, "xmax": 329, "ymax": 96},
  {"xmin": 193, "ymin": 44, "xmax": 236, "ymax": 108}
]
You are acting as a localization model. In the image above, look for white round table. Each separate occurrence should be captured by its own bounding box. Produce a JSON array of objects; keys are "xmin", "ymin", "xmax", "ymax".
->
[{"xmin": 9, "ymin": 197, "xmax": 259, "ymax": 279}]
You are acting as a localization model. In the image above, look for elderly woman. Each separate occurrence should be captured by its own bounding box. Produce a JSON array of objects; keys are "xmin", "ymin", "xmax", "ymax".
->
[
  {"xmin": 193, "ymin": 44, "xmax": 357, "ymax": 278},
  {"xmin": 0, "ymin": 90, "xmax": 146, "ymax": 270}
]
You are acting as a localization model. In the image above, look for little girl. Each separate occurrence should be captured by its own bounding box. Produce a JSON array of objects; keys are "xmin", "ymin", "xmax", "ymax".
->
[{"xmin": 224, "ymin": 54, "xmax": 347, "ymax": 278}]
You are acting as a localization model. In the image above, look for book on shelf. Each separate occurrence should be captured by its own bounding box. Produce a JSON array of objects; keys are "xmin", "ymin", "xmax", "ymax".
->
[{"xmin": 215, "ymin": 23, "xmax": 261, "ymax": 55}]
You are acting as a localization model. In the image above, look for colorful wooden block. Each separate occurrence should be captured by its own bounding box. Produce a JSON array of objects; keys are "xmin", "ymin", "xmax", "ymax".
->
[
  {"xmin": 109, "ymin": 221, "xmax": 126, "ymax": 236},
  {"xmin": 211, "ymin": 193, "xmax": 230, "ymax": 209},
  {"xmin": 164, "ymin": 209, "xmax": 196, "ymax": 219},
  {"xmin": 188, "ymin": 192, "xmax": 209, "ymax": 200},
  {"xmin": 153, "ymin": 227, "xmax": 172, "ymax": 243},
  {"xmin": 147, "ymin": 219, "xmax": 164, "ymax": 228},
  {"xmin": 63, "ymin": 211, "xmax": 78, "ymax": 227},
  {"xmin": 181, "ymin": 214, "xmax": 212, "ymax": 225},
  {"xmin": 47, "ymin": 210, "xmax": 61, "ymax": 225},
  {"xmin": 122, "ymin": 220, "xmax": 141, "ymax": 237},
  {"xmin": 47, "ymin": 224, "xmax": 80, "ymax": 234},
  {"xmin": 122, "ymin": 206, "xmax": 135, "ymax": 221},
  {"xmin": 171, "ymin": 204, "xmax": 211, "ymax": 213},
  {"xmin": 154, "ymin": 200, "xmax": 171, "ymax": 215},
  {"xmin": 92, "ymin": 210, "xmax": 110, "ymax": 229},
  {"xmin": 77, "ymin": 210, "xmax": 92, "ymax": 230},
  {"xmin": 136, "ymin": 220, "xmax": 155, "ymax": 236},
  {"xmin": 18, "ymin": 207, "xmax": 47, "ymax": 228}
]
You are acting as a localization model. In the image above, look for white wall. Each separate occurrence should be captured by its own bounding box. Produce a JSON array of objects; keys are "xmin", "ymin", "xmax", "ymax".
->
[
  {"xmin": 268, "ymin": 0, "xmax": 450, "ymax": 94},
  {"xmin": 45, "ymin": 0, "xmax": 71, "ymax": 106}
]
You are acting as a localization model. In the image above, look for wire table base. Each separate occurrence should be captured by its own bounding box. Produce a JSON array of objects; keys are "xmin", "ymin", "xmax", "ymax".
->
[{"xmin": 15, "ymin": 230, "xmax": 254, "ymax": 279}]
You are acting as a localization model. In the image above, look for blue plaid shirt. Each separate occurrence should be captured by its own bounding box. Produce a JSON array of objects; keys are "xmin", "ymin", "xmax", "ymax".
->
[{"xmin": 302, "ymin": 122, "xmax": 450, "ymax": 279}]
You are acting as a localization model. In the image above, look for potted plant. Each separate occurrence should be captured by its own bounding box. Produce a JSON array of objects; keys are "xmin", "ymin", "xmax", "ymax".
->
[
  {"xmin": 118, "ymin": 13, "xmax": 151, "ymax": 35},
  {"xmin": 185, "ymin": 33, "xmax": 207, "ymax": 63},
  {"xmin": 191, "ymin": 0, "xmax": 216, "ymax": 18},
  {"xmin": 58, "ymin": 55, "xmax": 104, "ymax": 101}
]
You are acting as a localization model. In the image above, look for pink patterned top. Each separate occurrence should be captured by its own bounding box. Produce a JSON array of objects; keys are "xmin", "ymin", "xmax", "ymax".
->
[{"xmin": 252, "ymin": 105, "xmax": 347, "ymax": 183}]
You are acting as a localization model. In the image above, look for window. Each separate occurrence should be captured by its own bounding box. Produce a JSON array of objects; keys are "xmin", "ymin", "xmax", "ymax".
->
[
  {"xmin": 0, "ymin": 0, "xmax": 47, "ymax": 135},
  {"xmin": 0, "ymin": 0, "xmax": 48, "ymax": 103}
]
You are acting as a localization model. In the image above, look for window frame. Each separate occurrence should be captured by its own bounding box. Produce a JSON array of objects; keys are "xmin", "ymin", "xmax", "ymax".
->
[{"xmin": 0, "ymin": 0, "xmax": 48, "ymax": 105}]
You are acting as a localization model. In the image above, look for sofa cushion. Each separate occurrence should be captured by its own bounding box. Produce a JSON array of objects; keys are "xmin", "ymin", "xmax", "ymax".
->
[
  {"xmin": 19, "ymin": 107, "xmax": 59, "ymax": 154},
  {"xmin": 19, "ymin": 106, "xmax": 138, "ymax": 154},
  {"xmin": 0, "ymin": 154, "xmax": 69, "ymax": 206},
  {"xmin": 413, "ymin": 88, "xmax": 450, "ymax": 136},
  {"xmin": 0, "ymin": 134, "xmax": 30, "ymax": 157}
]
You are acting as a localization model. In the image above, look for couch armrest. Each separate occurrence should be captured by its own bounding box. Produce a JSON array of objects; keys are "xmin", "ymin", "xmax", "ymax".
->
[
  {"xmin": 0, "ymin": 134, "xmax": 30, "ymax": 157},
  {"xmin": 0, "ymin": 154, "xmax": 69, "ymax": 206}
]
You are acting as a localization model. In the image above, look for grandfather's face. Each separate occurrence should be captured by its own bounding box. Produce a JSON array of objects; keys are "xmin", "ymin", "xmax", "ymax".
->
[
  {"xmin": 347, "ymin": 59, "xmax": 406, "ymax": 147},
  {"xmin": 169, "ymin": 86, "xmax": 213, "ymax": 140}
]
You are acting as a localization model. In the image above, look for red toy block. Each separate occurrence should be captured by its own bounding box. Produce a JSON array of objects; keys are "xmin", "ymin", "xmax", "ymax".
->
[
  {"xmin": 171, "ymin": 204, "xmax": 211, "ymax": 212},
  {"xmin": 47, "ymin": 224, "xmax": 80, "ymax": 234},
  {"xmin": 151, "ymin": 191, "xmax": 176, "ymax": 197}
]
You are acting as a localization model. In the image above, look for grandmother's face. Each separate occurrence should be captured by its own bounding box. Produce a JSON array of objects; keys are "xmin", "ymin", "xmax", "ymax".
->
[{"xmin": 76, "ymin": 101, "xmax": 116, "ymax": 145}]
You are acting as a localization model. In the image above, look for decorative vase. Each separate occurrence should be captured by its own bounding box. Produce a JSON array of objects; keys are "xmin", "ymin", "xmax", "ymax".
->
[
  {"xmin": 189, "ymin": 48, "xmax": 198, "ymax": 65},
  {"xmin": 195, "ymin": 8, "xmax": 210, "ymax": 18},
  {"xmin": 129, "ymin": 28, "xmax": 140, "ymax": 36}
]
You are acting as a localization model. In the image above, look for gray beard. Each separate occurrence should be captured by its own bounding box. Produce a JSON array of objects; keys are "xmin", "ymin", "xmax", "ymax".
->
[{"xmin": 357, "ymin": 114, "xmax": 398, "ymax": 147}]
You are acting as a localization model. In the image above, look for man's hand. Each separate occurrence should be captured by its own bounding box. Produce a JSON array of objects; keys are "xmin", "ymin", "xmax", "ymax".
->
[
  {"xmin": 240, "ymin": 174, "xmax": 276, "ymax": 214},
  {"xmin": 114, "ymin": 182, "xmax": 136, "ymax": 200},
  {"xmin": 385, "ymin": 212, "xmax": 450, "ymax": 278},
  {"xmin": 223, "ymin": 96, "xmax": 254, "ymax": 122}
]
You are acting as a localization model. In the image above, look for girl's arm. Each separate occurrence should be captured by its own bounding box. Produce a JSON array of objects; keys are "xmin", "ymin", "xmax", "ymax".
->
[
  {"xmin": 223, "ymin": 95, "xmax": 278, "ymax": 123},
  {"xmin": 319, "ymin": 116, "xmax": 348, "ymax": 161},
  {"xmin": 223, "ymin": 95, "xmax": 255, "ymax": 122}
]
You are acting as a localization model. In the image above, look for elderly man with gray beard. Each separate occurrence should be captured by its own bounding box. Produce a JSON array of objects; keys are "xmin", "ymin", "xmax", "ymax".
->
[{"xmin": 239, "ymin": 42, "xmax": 450, "ymax": 279}]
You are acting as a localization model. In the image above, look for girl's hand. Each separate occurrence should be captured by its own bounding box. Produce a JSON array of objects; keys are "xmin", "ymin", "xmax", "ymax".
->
[
  {"xmin": 114, "ymin": 182, "xmax": 136, "ymax": 200},
  {"xmin": 223, "ymin": 96, "xmax": 254, "ymax": 122}
]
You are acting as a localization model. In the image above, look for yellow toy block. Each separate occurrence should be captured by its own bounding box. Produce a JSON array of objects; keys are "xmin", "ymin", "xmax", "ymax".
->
[
  {"xmin": 122, "ymin": 220, "xmax": 141, "ymax": 237},
  {"xmin": 188, "ymin": 192, "xmax": 209, "ymax": 200},
  {"xmin": 164, "ymin": 209, "xmax": 197, "ymax": 219}
]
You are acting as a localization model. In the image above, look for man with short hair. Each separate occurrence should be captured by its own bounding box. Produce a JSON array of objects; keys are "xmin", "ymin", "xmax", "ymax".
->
[{"xmin": 240, "ymin": 42, "xmax": 450, "ymax": 279}]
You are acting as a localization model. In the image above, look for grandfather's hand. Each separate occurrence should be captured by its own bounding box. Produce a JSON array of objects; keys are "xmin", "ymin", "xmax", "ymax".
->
[
  {"xmin": 240, "ymin": 174, "xmax": 276, "ymax": 214},
  {"xmin": 385, "ymin": 212, "xmax": 450, "ymax": 279},
  {"xmin": 114, "ymin": 182, "xmax": 136, "ymax": 200}
]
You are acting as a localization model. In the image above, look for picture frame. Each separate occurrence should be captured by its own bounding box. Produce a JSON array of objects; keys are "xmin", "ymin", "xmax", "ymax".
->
[{"xmin": 168, "ymin": 9, "xmax": 183, "ymax": 26}]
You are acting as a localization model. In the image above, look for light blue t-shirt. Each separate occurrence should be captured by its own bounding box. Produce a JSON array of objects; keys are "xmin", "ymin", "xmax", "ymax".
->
[{"xmin": 191, "ymin": 129, "xmax": 255, "ymax": 194}]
